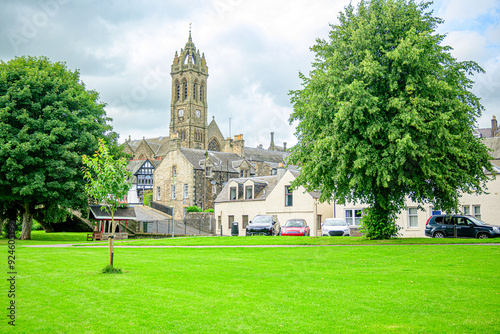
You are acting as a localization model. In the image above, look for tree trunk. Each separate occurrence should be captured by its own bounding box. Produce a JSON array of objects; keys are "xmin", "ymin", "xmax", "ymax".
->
[
  {"xmin": 20, "ymin": 204, "xmax": 33, "ymax": 240},
  {"xmin": 109, "ymin": 212, "xmax": 115, "ymax": 267},
  {"xmin": 36, "ymin": 219, "xmax": 55, "ymax": 233}
]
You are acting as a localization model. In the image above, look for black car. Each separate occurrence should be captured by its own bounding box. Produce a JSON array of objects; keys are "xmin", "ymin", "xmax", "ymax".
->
[
  {"xmin": 246, "ymin": 215, "xmax": 280, "ymax": 236},
  {"xmin": 425, "ymin": 215, "xmax": 500, "ymax": 239}
]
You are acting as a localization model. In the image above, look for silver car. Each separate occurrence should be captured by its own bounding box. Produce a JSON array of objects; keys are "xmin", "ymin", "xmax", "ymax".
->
[{"xmin": 322, "ymin": 218, "xmax": 350, "ymax": 236}]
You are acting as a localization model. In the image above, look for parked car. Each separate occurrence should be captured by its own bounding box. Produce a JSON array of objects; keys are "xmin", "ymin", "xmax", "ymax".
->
[
  {"xmin": 425, "ymin": 215, "xmax": 500, "ymax": 239},
  {"xmin": 281, "ymin": 219, "xmax": 310, "ymax": 236},
  {"xmin": 246, "ymin": 215, "xmax": 280, "ymax": 236},
  {"xmin": 322, "ymin": 218, "xmax": 350, "ymax": 236}
]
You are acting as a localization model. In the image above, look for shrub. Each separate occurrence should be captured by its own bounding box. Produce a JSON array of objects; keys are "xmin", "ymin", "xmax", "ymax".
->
[
  {"xmin": 204, "ymin": 209, "xmax": 214, "ymax": 213},
  {"xmin": 186, "ymin": 206, "xmax": 202, "ymax": 213},
  {"xmin": 32, "ymin": 220, "xmax": 45, "ymax": 231},
  {"xmin": 143, "ymin": 191, "xmax": 153, "ymax": 207}
]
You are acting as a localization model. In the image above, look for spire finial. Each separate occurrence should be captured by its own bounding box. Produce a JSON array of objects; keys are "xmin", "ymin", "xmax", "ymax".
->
[{"xmin": 189, "ymin": 23, "xmax": 192, "ymax": 41}]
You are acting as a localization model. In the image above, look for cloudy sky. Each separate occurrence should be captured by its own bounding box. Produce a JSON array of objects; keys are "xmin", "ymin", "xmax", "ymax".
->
[{"xmin": 1, "ymin": 0, "xmax": 499, "ymax": 148}]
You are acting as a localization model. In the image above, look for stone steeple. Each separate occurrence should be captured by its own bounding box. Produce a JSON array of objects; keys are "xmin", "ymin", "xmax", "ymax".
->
[{"xmin": 169, "ymin": 27, "xmax": 209, "ymax": 150}]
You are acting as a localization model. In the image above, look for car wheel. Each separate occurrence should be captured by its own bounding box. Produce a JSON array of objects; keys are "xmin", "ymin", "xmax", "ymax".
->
[
  {"xmin": 322, "ymin": 234, "xmax": 328, "ymax": 237},
  {"xmin": 477, "ymin": 233, "xmax": 489, "ymax": 239},
  {"xmin": 433, "ymin": 231, "xmax": 445, "ymax": 238}
]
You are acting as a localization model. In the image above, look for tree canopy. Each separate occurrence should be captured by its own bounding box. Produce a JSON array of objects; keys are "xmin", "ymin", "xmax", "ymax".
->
[
  {"xmin": 288, "ymin": 0, "xmax": 493, "ymax": 239},
  {"xmin": 0, "ymin": 56, "xmax": 117, "ymax": 239}
]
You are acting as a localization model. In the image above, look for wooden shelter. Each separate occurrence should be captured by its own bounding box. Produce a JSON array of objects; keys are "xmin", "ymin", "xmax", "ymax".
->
[{"xmin": 89, "ymin": 205, "xmax": 136, "ymax": 240}]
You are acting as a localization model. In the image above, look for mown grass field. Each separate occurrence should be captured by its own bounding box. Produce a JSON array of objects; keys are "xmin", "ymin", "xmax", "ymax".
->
[{"xmin": 2, "ymin": 232, "xmax": 500, "ymax": 333}]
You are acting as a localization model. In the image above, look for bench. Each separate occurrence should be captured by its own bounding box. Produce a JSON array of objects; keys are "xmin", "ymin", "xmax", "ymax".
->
[{"xmin": 87, "ymin": 232, "xmax": 102, "ymax": 241}]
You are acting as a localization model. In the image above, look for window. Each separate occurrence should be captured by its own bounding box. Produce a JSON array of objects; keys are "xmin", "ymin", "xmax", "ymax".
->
[
  {"xmin": 473, "ymin": 205, "xmax": 481, "ymax": 220},
  {"xmin": 184, "ymin": 184, "xmax": 188, "ymax": 199},
  {"xmin": 176, "ymin": 83, "xmax": 180, "ymax": 101},
  {"xmin": 285, "ymin": 186, "xmax": 293, "ymax": 206},
  {"xmin": 183, "ymin": 81, "xmax": 188, "ymax": 100},
  {"xmin": 193, "ymin": 83, "xmax": 197, "ymax": 100},
  {"xmin": 242, "ymin": 215, "xmax": 249, "ymax": 229},
  {"xmin": 228, "ymin": 215, "xmax": 234, "ymax": 229},
  {"xmin": 408, "ymin": 208, "xmax": 418, "ymax": 228},
  {"xmin": 245, "ymin": 186, "xmax": 252, "ymax": 199},
  {"xmin": 157, "ymin": 186, "xmax": 161, "ymax": 200},
  {"xmin": 463, "ymin": 205, "xmax": 470, "ymax": 215},
  {"xmin": 206, "ymin": 166, "xmax": 212, "ymax": 178},
  {"xmin": 345, "ymin": 209, "xmax": 363, "ymax": 226},
  {"xmin": 208, "ymin": 138, "xmax": 220, "ymax": 151},
  {"xmin": 230, "ymin": 187, "xmax": 237, "ymax": 200}
]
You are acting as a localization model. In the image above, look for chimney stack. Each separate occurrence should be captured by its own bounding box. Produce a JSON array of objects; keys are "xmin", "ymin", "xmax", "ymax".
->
[
  {"xmin": 492, "ymin": 116, "xmax": 498, "ymax": 137},
  {"xmin": 269, "ymin": 132, "xmax": 276, "ymax": 151},
  {"xmin": 277, "ymin": 162, "xmax": 286, "ymax": 181},
  {"xmin": 283, "ymin": 142, "xmax": 287, "ymax": 151}
]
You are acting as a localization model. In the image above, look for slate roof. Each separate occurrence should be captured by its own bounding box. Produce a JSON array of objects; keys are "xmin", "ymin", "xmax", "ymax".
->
[
  {"xmin": 215, "ymin": 175, "xmax": 279, "ymax": 202},
  {"xmin": 180, "ymin": 148, "xmax": 243, "ymax": 172},
  {"xmin": 244, "ymin": 146, "xmax": 290, "ymax": 163},
  {"xmin": 89, "ymin": 205, "xmax": 137, "ymax": 220}
]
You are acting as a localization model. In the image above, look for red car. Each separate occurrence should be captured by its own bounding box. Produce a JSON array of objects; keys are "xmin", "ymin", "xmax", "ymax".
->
[{"xmin": 280, "ymin": 219, "xmax": 310, "ymax": 236}]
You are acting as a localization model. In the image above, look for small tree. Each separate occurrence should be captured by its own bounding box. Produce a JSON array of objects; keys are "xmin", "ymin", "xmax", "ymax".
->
[{"xmin": 82, "ymin": 139, "xmax": 131, "ymax": 267}]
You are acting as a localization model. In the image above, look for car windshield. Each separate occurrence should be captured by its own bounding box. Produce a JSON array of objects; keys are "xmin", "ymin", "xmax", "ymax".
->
[
  {"xmin": 468, "ymin": 216, "xmax": 487, "ymax": 226},
  {"xmin": 324, "ymin": 219, "xmax": 347, "ymax": 226},
  {"xmin": 285, "ymin": 220, "xmax": 305, "ymax": 227},
  {"xmin": 251, "ymin": 216, "xmax": 272, "ymax": 226}
]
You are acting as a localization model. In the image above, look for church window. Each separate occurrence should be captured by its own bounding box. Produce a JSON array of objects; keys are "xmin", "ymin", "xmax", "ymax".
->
[
  {"xmin": 208, "ymin": 138, "xmax": 220, "ymax": 151},
  {"xmin": 183, "ymin": 80, "xmax": 188, "ymax": 100},
  {"xmin": 193, "ymin": 83, "xmax": 197, "ymax": 100},
  {"xmin": 200, "ymin": 83, "xmax": 205, "ymax": 102},
  {"xmin": 176, "ymin": 82, "xmax": 180, "ymax": 101}
]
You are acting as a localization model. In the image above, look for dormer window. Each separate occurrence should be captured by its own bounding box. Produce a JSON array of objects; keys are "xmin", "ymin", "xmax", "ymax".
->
[
  {"xmin": 245, "ymin": 186, "xmax": 253, "ymax": 199},
  {"xmin": 240, "ymin": 169, "xmax": 249, "ymax": 178},
  {"xmin": 230, "ymin": 187, "xmax": 237, "ymax": 200}
]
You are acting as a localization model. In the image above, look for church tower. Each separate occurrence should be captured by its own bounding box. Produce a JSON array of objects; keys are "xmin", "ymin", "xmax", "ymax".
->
[{"xmin": 169, "ymin": 27, "xmax": 209, "ymax": 150}]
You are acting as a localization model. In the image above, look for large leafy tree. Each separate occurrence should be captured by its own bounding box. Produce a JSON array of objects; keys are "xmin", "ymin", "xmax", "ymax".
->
[
  {"xmin": 82, "ymin": 139, "xmax": 131, "ymax": 268},
  {"xmin": 0, "ymin": 56, "xmax": 117, "ymax": 239},
  {"xmin": 288, "ymin": 0, "xmax": 492, "ymax": 239}
]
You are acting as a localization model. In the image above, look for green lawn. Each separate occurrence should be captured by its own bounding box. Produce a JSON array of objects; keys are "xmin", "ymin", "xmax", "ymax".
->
[{"xmin": 2, "ymin": 233, "xmax": 500, "ymax": 333}]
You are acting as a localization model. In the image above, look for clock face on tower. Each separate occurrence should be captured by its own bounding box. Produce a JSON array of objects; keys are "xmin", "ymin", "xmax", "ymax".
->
[
  {"xmin": 178, "ymin": 109, "xmax": 184, "ymax": 117},
  {"xmin": 196, "ymin": 110, "xmax": 201, "ymax": 118}
]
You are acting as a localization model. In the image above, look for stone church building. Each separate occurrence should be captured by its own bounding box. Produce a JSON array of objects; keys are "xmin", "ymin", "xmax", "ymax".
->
[{"xmin": 122, "ymin": 30, "xmax": 289, "ymax": 217}]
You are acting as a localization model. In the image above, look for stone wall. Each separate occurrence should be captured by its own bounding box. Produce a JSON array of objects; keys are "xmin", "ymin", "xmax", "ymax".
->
[{"xmin": 185, "ymin": 212, "xmax": 215, "ymax": 234}]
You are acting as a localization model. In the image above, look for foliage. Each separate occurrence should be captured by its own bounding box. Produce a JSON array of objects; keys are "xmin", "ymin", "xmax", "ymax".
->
[
  {"xmin": 101, "ymin": 264, "xmax": 122, "ymax": 274},
  {"xmin": 82, "ymin": 139, "xmax": 132, "ymax": 223},
  {"xmin": 203, "ymin": 208, "xmax": 214, "ymax": 213},
  {"xmin": 143, "ymin": 191, "xmax": 153, "ymax": 207},
  {"xmin": 0, "ymin": 56, "xmax": 117, "ymax": 240},
  {"xmin": 31, "ymin": 220, "xmax": 44, "ymax": 231},
  {"xmin": 186, "ymin": 205, "xmax": 202, "ymax": 213},
  {"xmin": 288, "ymin": 0, "xmax": 492, "ymax": 239}
]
